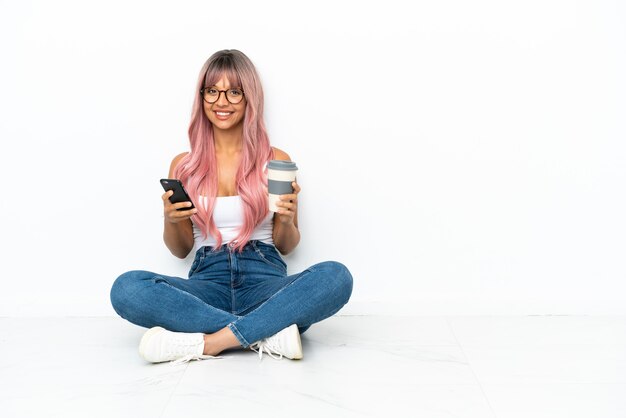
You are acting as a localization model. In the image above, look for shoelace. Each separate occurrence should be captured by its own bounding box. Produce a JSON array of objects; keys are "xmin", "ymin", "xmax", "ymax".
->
[
  {"xmin": 170, "ymin": 353, "xmax": 221, "ymax": 366},
  {"xmin": 250, "ymin": 340, "xmax": 284, "ymax": 360}
]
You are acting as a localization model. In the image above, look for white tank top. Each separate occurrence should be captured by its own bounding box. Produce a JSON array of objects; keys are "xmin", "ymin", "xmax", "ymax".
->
[{"xmin": 192, "ymin": 195, "xmax": 274, "ymax": 250}]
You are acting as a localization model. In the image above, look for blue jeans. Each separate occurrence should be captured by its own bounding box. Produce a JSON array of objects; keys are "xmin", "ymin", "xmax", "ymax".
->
[{"xmin": 110, "ymin": 241, "xmax": 353, "ymax": 347}]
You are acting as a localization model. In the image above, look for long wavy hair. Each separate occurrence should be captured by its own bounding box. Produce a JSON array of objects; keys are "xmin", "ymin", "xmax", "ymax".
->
[{"xmin": 174, "ymin": 50, "xmax": 274, "ymax": 252}]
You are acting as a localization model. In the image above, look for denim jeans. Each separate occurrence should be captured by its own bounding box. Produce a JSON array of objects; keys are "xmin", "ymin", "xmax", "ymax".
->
[{"xmin": 110, "ymin": 241, "xmax": 353, "ymax": 347}]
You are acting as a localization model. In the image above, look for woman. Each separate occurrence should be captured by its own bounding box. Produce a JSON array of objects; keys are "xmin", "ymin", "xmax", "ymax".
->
[{"xmin": 110, "ymin": 49, "xmax": 353, "ymax": 363}]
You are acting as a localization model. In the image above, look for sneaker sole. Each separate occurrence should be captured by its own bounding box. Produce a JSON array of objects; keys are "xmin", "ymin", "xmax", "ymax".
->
[{"xmin": 139, "ymin": 326, "xmax": 165, "ymax": 362}]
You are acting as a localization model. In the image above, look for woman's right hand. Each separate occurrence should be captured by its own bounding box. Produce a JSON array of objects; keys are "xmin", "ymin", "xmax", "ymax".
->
[{"xmin": 162, "ymin": 190, "xmax": 197, "ymax": 224}]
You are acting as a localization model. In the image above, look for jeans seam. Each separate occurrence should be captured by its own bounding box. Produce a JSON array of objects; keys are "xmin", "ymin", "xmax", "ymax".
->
[
  {"xmin": 155, "ymin": 276, "xmax": 215, "ymax": 308},
  {"xmin": 228, "ymin": 323, "xmax": 250, "ymax": 347}
]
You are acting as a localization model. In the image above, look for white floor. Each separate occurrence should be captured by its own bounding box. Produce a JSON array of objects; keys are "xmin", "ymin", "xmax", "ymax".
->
[{"xmin": 1, "ymin": 315, "xmax": 625, "ymax": 418}]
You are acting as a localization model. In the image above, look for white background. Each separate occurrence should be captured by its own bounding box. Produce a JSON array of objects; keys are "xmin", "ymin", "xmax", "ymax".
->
[{"xmin": 0, "ymin": 0, "xmax": 624, "ymax": 316}]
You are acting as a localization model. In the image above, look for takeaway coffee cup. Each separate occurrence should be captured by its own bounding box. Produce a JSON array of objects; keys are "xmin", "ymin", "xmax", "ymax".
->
[{"xmin": 267, "ymin": 160, "xmax": 298, "ymax": 212}]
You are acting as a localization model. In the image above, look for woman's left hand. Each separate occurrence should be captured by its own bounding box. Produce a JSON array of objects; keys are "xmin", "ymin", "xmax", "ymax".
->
[{"xmin": 275, "ymin": 181, "xmax": 301, "ymax": 225}]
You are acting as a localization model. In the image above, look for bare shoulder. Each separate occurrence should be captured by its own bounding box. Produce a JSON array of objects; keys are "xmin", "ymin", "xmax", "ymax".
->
[
  {"xmin": 168, "ymin": 152, "xmax": 189, "ymax": 178},
  {"xmin": 272, "ymin": 147, "xmax": 291, "ymax": 161}
]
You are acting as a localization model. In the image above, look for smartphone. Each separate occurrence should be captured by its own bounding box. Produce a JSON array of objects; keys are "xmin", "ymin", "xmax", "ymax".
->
[{"xmin": 160, "ymin": 179, "xmax": 195, "ymax": 211}]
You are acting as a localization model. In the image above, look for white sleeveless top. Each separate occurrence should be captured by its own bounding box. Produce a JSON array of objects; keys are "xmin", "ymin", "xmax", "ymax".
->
[{"xmin": 192, "ymin": 195, "xmax": 274, "ymax": 250}]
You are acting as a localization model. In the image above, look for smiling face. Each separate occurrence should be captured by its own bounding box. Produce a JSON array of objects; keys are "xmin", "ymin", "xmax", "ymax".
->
[{"xmin": 203, "ymin": 75, "xmax": 247, "ymax": 133}]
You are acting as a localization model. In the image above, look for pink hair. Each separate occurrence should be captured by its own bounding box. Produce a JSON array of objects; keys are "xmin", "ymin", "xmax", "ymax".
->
[{"xmin": 174, "ymin": 50, "xmax": 274, "ymax": 252}]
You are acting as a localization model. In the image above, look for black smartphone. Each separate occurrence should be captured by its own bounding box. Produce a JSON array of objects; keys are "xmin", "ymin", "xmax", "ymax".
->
[{"xmin": 160, "ymin": 179, "xmax": 195, "ymax": 211}]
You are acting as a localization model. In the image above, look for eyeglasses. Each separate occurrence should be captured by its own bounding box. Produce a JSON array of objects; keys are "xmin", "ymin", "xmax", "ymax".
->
[{"xmin": 200, "ymin": 86, "xmax": 245, "ymax": 104}]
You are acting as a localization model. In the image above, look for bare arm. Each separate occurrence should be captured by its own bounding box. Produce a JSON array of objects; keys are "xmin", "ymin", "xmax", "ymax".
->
[
  {"xmin": 271, "ymin": 148, "xmax": 301, "ymax": 255},
  {"xmin": 163, "ymin": 153, "xmax": 196, "ymax": 259}
]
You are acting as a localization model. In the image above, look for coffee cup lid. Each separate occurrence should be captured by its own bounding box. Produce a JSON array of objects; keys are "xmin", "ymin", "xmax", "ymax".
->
[{"xmin": 267, "ymin": 160, "xmax": 298, "ymax": 171}]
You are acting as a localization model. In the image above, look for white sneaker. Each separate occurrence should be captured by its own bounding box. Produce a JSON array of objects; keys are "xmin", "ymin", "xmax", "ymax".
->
[
  {"xmin": 139, "ymin": 326, "xmax": 219, "ymax": 365},
  {"xmin": 250, "ymin": 324, "xmax": 303, "ymax": 360}
]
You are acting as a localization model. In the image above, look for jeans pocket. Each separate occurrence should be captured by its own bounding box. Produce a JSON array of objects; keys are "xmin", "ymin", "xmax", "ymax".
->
[
  {"xmin": 252, "ymin": 241, "xmax": 287, "ymax": 273},
  {"xmin": 188, "ymin": 252, "xmax": 205, "ymax": 277}
]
